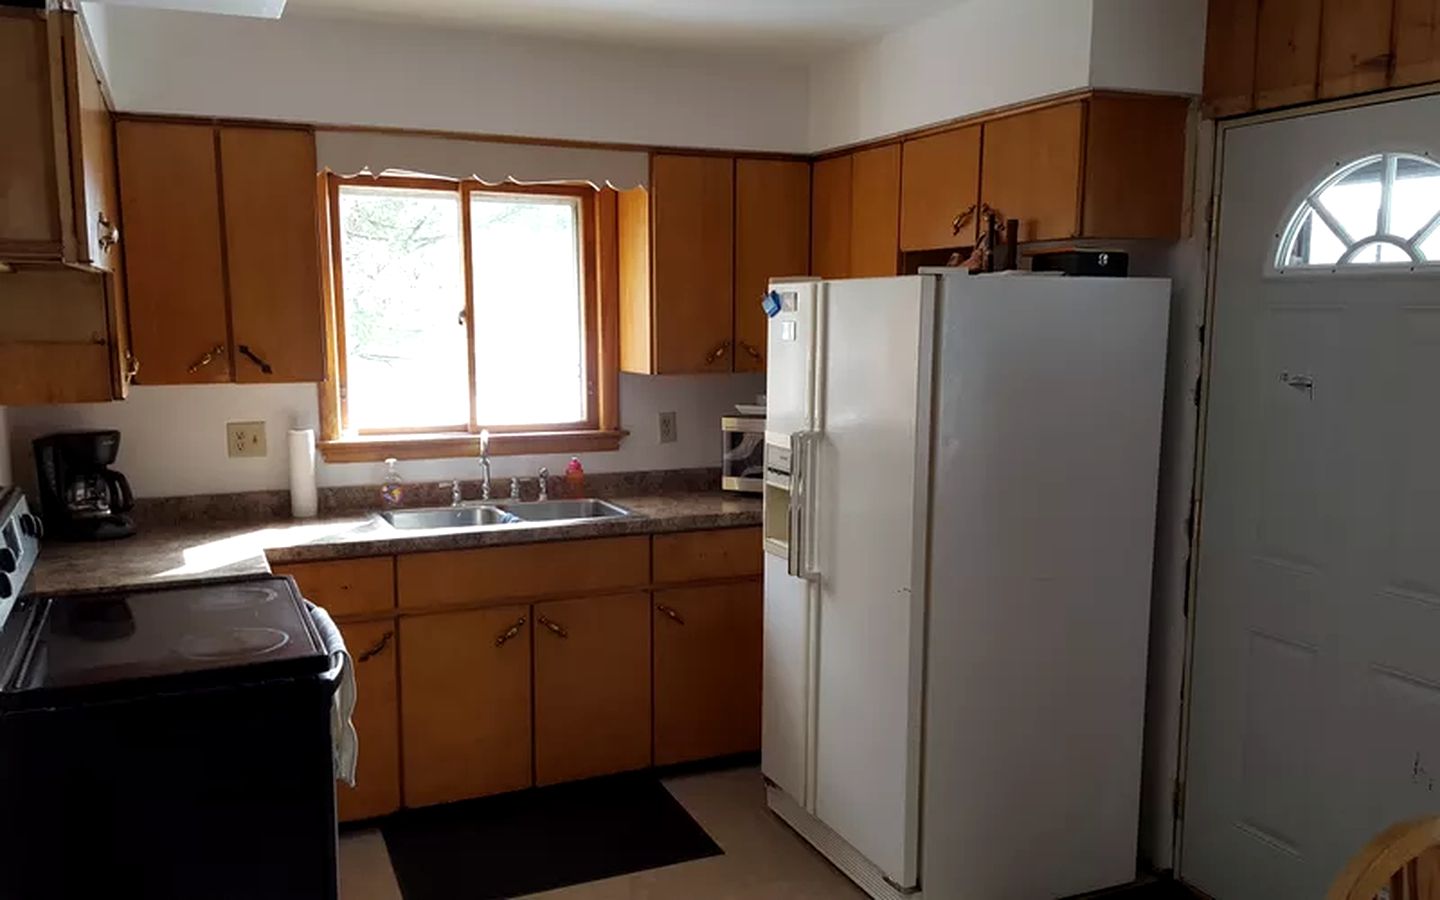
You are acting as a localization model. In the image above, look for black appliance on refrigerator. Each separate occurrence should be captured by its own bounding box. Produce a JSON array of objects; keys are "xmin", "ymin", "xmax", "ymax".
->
[
  {"xmin": 0, "ymin": 495, "xmax": 344, "ymax": 900},
  {"xmin": 32, "ymin": 429, "xmax": 136, "ymax": 541}
]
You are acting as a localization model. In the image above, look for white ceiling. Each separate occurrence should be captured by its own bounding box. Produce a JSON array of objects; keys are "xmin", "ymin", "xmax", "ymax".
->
[{"xmin": 281, "ymin": 0, "xmax": 965, "ymax": 54}]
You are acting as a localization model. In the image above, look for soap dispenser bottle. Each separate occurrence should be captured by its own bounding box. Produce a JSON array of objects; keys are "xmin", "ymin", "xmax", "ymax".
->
[{"xmin": 381, "ymin": 457, "xmax": 405, "ymax": 508}]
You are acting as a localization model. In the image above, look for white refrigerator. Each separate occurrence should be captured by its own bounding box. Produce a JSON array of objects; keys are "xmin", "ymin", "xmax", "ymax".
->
[{"xmin": 761, "ymin": 272, "xmax": 1170, "ymax": 900}]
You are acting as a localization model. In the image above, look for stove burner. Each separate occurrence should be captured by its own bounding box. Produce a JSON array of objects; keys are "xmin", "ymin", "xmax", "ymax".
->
[
  {"xmin": 178, "ymin": 627, "xmax": 291, "ymax": 661},
  {"xmin": 187, "ymin": 586, "xmax": 279, "ymax": 613}
]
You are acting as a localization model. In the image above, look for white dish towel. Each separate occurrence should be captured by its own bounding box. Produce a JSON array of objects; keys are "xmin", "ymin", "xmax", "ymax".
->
[{"xmin": 307, "ymin": 601, "xmax": 359, "ymax": 787}]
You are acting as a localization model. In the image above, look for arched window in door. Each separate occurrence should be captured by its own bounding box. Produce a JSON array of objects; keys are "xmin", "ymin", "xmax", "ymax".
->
[{"xmin": 1276, "ymin": 152, "xmax": 1440, "ymax": 271}]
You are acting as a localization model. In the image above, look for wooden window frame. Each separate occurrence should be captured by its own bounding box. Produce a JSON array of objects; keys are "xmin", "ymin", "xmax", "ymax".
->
[{"xmin": 317, "ymin": 172, "xmax": 623, "ymax": 462}]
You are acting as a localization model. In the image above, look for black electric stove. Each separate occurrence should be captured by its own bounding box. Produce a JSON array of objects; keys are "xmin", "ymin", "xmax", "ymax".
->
[{"xmin": 0, "ymin": 491, "xmax": 344, "ymax": 900}]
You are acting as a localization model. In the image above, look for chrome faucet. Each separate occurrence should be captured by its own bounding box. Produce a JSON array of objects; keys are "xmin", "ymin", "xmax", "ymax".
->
[
  {"xmin": 537, "ymin": 467, "xmax": 549, "ymax": 502},
  {"xmin": 509, "ymin": 476, "xmax": 522, "ymax": 501},
  {"xmin": 442, "ymin": 480, "xmax": 462, "ymax": 507},
  {"xmin": 479, "ymin": 429, "xmax": 492, "ymax": 501}
]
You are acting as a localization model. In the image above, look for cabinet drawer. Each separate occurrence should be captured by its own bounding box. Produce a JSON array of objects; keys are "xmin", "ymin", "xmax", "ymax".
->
[
  {"xmin": 653, "ymin": 527, "xmax": 762, "ymax": 583},
  {"xmin": 272, "ymin": 557, "xmax": 395, "ymax": 618},
  {"xmin": 397, "ymin": 536, "xmax": 650, "ymax": 610}
]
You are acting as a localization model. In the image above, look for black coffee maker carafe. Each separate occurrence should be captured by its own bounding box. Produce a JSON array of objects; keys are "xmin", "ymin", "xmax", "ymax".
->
[{"xmin": 33, "ymin": 430, "xmax": 136, "ymax": 541}]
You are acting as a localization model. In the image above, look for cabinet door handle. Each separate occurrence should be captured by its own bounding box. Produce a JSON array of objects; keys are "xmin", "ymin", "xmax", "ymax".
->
[
  {"xmin": 704, "ymin": 341, "xmax": 730, "ymax": 365},
  {"xmin": 125, "ymin": 352, "xmax": 140, "ymax": 380},
  {"xmin": 656, "ymin": 603, "xmax": 686, "ymax": 626},
  {"xmin": 739, "ymin": 341, "xmax": 763, "ymax": 362},
  {"xmin": 537, "ymin": 614, "xmax": 569, "ymax": 639},
  {"xmin": 494, "ymin": 616, "xmax": 527, "ymax": 647},
  {"xmin": 187, "ymin": 344, "xmax": 227, "ymax": 374},
  {"xmin": 237, "ymin": 344, "xmax": 274, "ymax": 375},
  {"xmin": 952, "ymin": 203, "xmax": 977, "ymax": 236},
  {"xmin": 357, "ymin": 630, "xmax": 395, "ymax": 662},
  {"xmin": 97, "ymin": 212, "xmax": 119, "ymax": 251}
]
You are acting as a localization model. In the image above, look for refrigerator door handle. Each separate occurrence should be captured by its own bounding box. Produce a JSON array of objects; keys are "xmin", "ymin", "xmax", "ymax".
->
[{"xmin": 788, "ymin": 431, "xmax": 819, "ymax": 581}]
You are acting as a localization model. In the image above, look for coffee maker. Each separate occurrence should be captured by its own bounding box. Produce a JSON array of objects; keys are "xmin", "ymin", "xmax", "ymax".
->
[{"xmin": 33, "ymin": 430, "xmax": 136, "ymax": 541}]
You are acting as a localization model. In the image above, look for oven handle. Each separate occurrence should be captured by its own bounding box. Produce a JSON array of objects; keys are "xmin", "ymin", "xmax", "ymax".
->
[{"xmin": 305, "ymin": 600, "xmax": 348, "ymax": 687}]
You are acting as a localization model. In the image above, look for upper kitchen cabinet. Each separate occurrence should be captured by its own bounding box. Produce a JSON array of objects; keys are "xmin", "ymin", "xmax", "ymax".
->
[
  {"xmin": 0, "ymin": 9, "xmax": 119, "ymax": 269},
  {"xmin": 734, "ymin": 159, "xmax": 810, "ymax": 372},
  {"xmin": 980, "ymin": 96, "xmax": 1188, "ymax": 243},
  {"xmin": 899, "ymin": 126, "xmax": 982, "ymax": 251},
  {"xmin": 620, "ymin": 153, "xmax": 809, "ymax": 374},
  {"xmin": 849, "ymin": 144, "xmax": 902, "ymax": 277},
  {"xmin": 811, "ymin": 154, "xmax": 853, "ymax": 279},
  {"xmin": 117, "ymin": 119, "xmax": 325, "ymax": 385}
]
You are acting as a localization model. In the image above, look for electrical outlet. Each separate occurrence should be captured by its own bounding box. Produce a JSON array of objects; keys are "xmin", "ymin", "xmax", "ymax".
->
[
  {"xmin": 658, "ymin": 411, "xmax": 678, "ymax": 444},
  {"xmin": 227, "ymin": 421, "xmax": 268, "ymax": 458}
]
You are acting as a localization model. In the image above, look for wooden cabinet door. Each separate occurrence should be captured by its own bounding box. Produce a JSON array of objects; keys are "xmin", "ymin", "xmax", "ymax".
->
[
  {"xmin": 653, "ymin": 582, "xmax": 763, "ymax": 766},
  {"xmin": 811, "ymin": 154, "xmax": 852, "ymax": 279},
  {"xmin": 337, "ymin": 620, "xmax": 401, "ymax": 822},
  {"xmin": 899, "ymin": 126, "xmax": 982, "ymax": 251},
  {"xmin": 0, "ymin": 10, "xmax": 63, "ymax": 257},
  {"xmin": 218, "ymin": 126, "xmax": 325, "ymax": 383},
  {"xmin": 652, "ymin": 154, "xmax": 734, "ymax": 374},
  {"xmin": 1081, "ymin": 96, "xmax": 1188, "ymax": 240},
  {"xmin": 849, "ymin": 144, "xmax": 902, "ymax": 278},
  {"xmin": 116, "ymin": 121, "xmax": 231, "ymax": 385},
  {"xmin": 735, "ymin": 158, "xmax": 810, "ymax": 372},
  {"xmin": 533, "ymin": 592, "xmax": 651, "ymax": 785},
  {"xmin": 400, "ymin": 605, "xmax": 533, "ymax": 807},
  {"xmin": 62, "ymin": 15, "xmax": 115, "ymax": 272},
  {"xmin": 980, "ymin": 104, "xmax": 1084, "ymax": 243}
]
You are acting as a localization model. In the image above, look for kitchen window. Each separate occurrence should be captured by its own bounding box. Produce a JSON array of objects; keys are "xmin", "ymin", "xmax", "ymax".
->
[{"xmin": 317, "ymin": 174, "xmax": 621, "ymax": 461}]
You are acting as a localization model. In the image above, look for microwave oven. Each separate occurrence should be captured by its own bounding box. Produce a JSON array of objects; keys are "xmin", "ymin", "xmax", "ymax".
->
[{"xmin": 721, "ymin": 415, "xmax": 765, "ymax": 493}]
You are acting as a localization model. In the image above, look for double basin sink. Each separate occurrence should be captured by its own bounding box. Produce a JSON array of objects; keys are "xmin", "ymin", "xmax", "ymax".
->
[{"xmin": 381, "ymin": 498, "xmax": 634, "ymax": 531}]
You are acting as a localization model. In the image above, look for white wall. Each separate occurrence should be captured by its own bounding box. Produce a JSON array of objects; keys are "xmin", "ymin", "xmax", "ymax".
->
[
  {"xmin": 81, "ymin": 3, "xmax": 811, "ymax": 153},
  {"xmin": 3, "ymin": 374, "xmax": 762, "ymax": 498},
  {"xmin": 806, "ymin": 0, "xmax": 1095, "ymax": 151},
  {"xmin": 1088, "ymin": 0, "xmax": 1208, "ymax": 96}
]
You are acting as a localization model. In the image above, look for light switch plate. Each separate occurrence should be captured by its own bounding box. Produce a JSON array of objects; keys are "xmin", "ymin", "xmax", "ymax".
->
[
  {"xmin": 227, "ymin": 421, "xmax": 268, "ymax": 458},
  {"xmin": 658, "ymin": 411, "xmax": 677, "ymax": 444}
]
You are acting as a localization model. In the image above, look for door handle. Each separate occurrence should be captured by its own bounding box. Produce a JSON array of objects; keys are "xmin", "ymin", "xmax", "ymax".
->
[
  {"xmin": 537, "ymin": 614, "xmax": 568, "ymax": 639},
  {"xmin": 187, "ymin": 344, "xmax": 227, "ymax": 374},
  {"xmin": 704, "ymin": 341, "xmax": 730, "ymax": 365},
  {"xmin": 97, "ymin": 212, "xmax": 120, "ymax": 251},
  {"xmin": 740, "ymin": 341, "xmax": 763, "ymax": 362},
  {"xmin": 237, "ymin": 344, "xmax": 274, "ymax": 375},
  {"xmin": 125, "ymin": 352, "xmax": 140, "ymax": 380},
  {"xmin": 494, "ymin": 616, "xmax": 527, "ymax": 647},
  {"xmin": 357, "ymin": 630, "xmax": 395, "ymax": 662},
  {"xmin": 656, "ymin": 603, "xmax": 686, "ymax": 626}
]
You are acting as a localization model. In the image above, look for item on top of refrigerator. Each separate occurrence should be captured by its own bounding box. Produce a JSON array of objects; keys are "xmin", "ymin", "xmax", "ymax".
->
[
  {"xmin": 1027, "ymin": 248, "xmax": 1130, "ymax": 277},
  {"xmin": 762, "ymin": 291, "xmax": 785, "ymax": 318},
  {"xmin": 565, "ymin": 458, "xmax": 586, "ymax": 497},
  {"xmin": 381, "ymin": 458, "xmax": 405, "ymax": 508}
]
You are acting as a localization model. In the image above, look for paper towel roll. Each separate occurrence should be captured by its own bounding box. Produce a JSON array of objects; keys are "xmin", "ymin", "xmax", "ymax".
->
[{"xmin": 289, "ymin": 428, "xmax": 319, "ymax": 519}]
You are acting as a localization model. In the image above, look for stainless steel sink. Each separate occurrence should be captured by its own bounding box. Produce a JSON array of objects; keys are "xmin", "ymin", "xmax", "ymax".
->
[
  {"xmin": 497, "ymin": 499, "xmax": 633, "ymax": 522},
  {"xmin": 381, "ymin": 506, "xmax": 515, "ymax": 530}
]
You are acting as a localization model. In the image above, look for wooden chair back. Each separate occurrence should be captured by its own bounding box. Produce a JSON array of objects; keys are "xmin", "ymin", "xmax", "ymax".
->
[{"xmin": 1329, "ymin": 818, "xmax": 1440, "ymax": 900}]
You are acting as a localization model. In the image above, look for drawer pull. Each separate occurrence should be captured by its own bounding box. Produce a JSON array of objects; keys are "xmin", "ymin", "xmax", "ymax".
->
[
  {"xmin": 357, "ymin": 630, "xmax": 394, "ymax": 662},
  {"xmin": 238, "ymin": 344, "xmax": 274, "ymax": 375},
  {"xmin": 494, "ymin": 616, "xmax": 527, "ymax": 647},
  {"xmin": 656, "ymin": 603, "xmax": 686, "ymax": 626},
  {"xmin": 187, "ymin": 344, "xmax": 226, "ymax": 374},
  {"xmin": 704, "ymin": 341, "xmax": 730, "ymax": 365},
  {"xmin": 537, "ymin": 614, "xmax": 569, "ymax": 639},
  {"xmin": 739, "ymin": 341, "xmax": 763, "ymax": 362}
]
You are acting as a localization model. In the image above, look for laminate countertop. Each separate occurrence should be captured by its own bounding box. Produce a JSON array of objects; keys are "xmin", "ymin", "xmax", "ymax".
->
[{"xmin": 31, "ymin": 492, "xmax": 762, "ymax": 595}]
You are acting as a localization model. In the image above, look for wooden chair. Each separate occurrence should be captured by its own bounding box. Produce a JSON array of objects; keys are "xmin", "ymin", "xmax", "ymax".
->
[{"xmin": 1329, "ymin": 818, "xmax": 1440, "ymax": 900}]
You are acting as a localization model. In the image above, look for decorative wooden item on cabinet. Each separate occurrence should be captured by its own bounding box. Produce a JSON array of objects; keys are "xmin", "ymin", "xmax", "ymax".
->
[
  {"xmin": 653, "ymin": 581, "xmax": 763, "ymax": 766},
  {"xmin": 532, "ymin": 592, "xmax": 652, "ymax": 785},
  {"xmin": 116, "ymin": 119, "xmax": 324, "ymax": 385},
  {"xmin": 899, "ymin": 126, "xmax": 982, "ymax": 251},
  {"xmin": 400, "ymin": 605, "xmax": 533, "ymax": 807},
  {"xmin": 849, "ymin": 144, "xmax": 902, "ymax": 278},
  {"xmin": 811, "ymin": 154, "xmax": 853, "ymax": 279},
  {"xmin": 335, "ymin": 619, "xmax": 401, "ymax": 822},
  {"xmin": 618, "ymin": 154, "xmax": 735, "ymax": 374},
  {"xmin": 734, "ymin": 159, "xmax": 810, "ymax": 372}
]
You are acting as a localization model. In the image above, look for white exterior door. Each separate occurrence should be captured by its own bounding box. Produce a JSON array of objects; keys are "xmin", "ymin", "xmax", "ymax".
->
[{"xmin": 1184, "ymin": 95, "xmax": 1440, "ymax": 898}]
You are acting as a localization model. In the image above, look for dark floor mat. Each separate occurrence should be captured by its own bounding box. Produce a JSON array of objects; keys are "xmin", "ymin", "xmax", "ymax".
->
[{"xmin": 381, "ymin": 772, "xmax": 723, "ymax": 900}]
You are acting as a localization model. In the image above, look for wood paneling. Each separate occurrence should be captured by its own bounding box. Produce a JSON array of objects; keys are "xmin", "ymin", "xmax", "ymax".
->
[
  {"xmin": 271, "ymin": 556, "xmax": 395, "ymax": 619},
  {"xmin": 981, "ymin": 103, "xmax": 1085, "ymax": 243},
  {"xmin": 849, "ymin": 144, "xmax": 902, "ymax": 278},
  {"xmin": 1082, "ymin": 95, "xmax": 1188, "ymax": 240},
  {"xmin": 219, "ymin": 127, "xmax": 325, "ymax": 383},
  {"xmin": 811, "ymin": 154, "xmax": 853, "ymax": 279},
  {"xmin": 1203, "ymin": 0, "xmax": 1261, "ymax": 116},
  {"xmin": 0, "ymin": 11, "xmax": 62, "ymax": 254},
  {"xmin": 899, "ymin": 126, "xmax": 982, "ymax": 251},
  {"xmin": 735, "ymin": 159, "xmax": 810, "ymax": 372},
  {"xmin": 1394, "ymin": 0, "xmax": 1440, "ymax": 86},
  {"xmin": 533, "ymin": 592, "xmax": 652, "ymax": 785},
  {"xmin": 1254, "ymin": 0, "xmax": 1324, "ymax": 109},
  {"xmin": 653, "ymin": 527, "xmax": 763, "ymax": 584},
  {"xmin": 397, "ymin": 536, "xmax": 650, "ymax": 610},
  {"xmin": 1320, "ymin": 0, "xmax": 1395, "ymax": 97},
  {"xmin": 116, "ymin": 120, "xmax": 232, "ymax": 384},
  {"xmin": 616, "ymin": 187, "xmax": 653, "ymax": 374},
  {"xmin": 336, "ymin": 619, "xmax": 401, "ymax": 822},
  {"xmin": 651, "ymin": 154, "xmax": 734, "ymax": 374},
  {"xmin": 653, "ymin": 581, "xmax": 763, "ymax": 766},
  {"xmin": 400, "ymin": 605, "xmax": 533, "ymax": 806}
]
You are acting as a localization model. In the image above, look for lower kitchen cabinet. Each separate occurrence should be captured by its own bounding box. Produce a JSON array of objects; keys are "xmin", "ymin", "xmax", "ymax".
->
[
  {"xmin": 336, "ymin": 619, "xmax": 401, "ymax": 823},
  {"xmin": 533, "ymin": 592, "xmax": 652, "ymax": 785},
  {"xmin": 400, "ymin": 605, "xmax": 533, "ymax": 807},
  {"xmin": 653, "ymin": 582, "xmax": 763, "ymax": 766}
]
